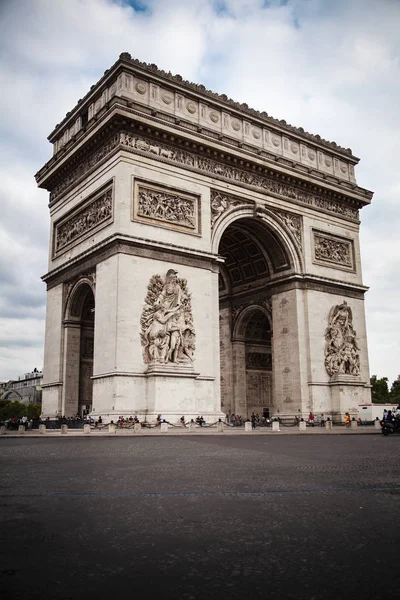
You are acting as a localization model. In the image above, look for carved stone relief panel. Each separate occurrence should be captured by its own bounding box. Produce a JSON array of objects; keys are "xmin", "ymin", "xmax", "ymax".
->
[
  {"xmin": 324, "ymin": 301, "xmax": 360, "ymax": 377},
  {"xmin": 133, "ymin": 180, "xmax": 201, "ymax": 235},
  {"xmin": 210, "ymin": 190, "xmax": 249, "ymax": 228},
  {"xmin": 246, "ymin": 352, "xmax": 272, "ymax": 370},
  {"xmin": 273, "ymin": 210, "xmax": 302, "ymax": 251},
  {"xmin": 53, "ymin": 183, "xmax": 113, "ymax": 257},
  {"xmin": 140, "ymin": 269, "xmax": 196, "ymax": 365},
  {"xmin": 313, "ymin": 230, "xmax": 355, "ymax": 271}
]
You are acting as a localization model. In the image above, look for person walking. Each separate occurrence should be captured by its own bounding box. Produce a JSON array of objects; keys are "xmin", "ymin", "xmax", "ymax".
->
[
  {"xmin": 251, "ymin": 412, "xmax": 256, "ymax": 430},
  {"xmin": 344, "ymin": 412, "xmax": 351, "ymax": 427}
]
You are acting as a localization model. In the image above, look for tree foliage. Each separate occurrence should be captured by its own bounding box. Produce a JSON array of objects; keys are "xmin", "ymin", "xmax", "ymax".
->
[
  {"xmin": 370, "ymin": 375, "xmax": 400, "ymax": 404},
  {"xmin": 0, "ymin": 401, "xmax": 41, "ymax": 420}
]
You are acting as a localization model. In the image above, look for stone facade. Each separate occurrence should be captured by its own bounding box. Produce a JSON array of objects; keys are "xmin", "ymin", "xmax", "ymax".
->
[{"xmin": 36, "ymin": 53, "xmax": 373, "ymax": 422}]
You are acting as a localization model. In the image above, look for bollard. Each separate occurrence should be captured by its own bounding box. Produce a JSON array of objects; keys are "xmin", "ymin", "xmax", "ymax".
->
[
  {"xmin": 374, "ymin": 419, "xmax": 381, "ymax": 430},
  {"xmin": 216, "ymin": 421, "xmax": 224, "ymax": 432},
  {"xmin": 272, "ymin": 421, "xmax": 280, "ymax": 432},
  {"xmin": 134, "ymin": 422, "xmax": 141, "ymax": 433},
  {"xmin": 161, "ymin": 422, "xmax": 169, "ymax": 432},
  {"xmin": 83, "ymin": 424, "xmax": 91, "ymax": 434},
  {"xmin": 18, "ymin": 425, "xmax": 25, "ymax": 434},
  {"xmin": 39, "ymin": 424, "xmax": 46, "ymax": 434},
  {"xmin": 299, "ymin": 421, "xmax": 307, "ymax": 432},
  {"xmin": 188, "ymin": 422, "xmax": 196, "ymax": 432},
  {"xmin": 108, "ymin": 423, "xmax": 116, "ymax": 434},
  {"xmin": 351, "ymin": 420, "xmax": 358, "ymax": 430},
  {"xmin": 61, "ymin": 424, "xmax": 68, "ymax": 434},
  {"xmin": 325, "ymin": 420, "xmax": 333, "ymax": 431},
  {"xmin": 0, "ymin": 426, "xmax": 6, "ymax": 435},
  {"xmin": 245, "ymin": 422, "xmax": 252, "ymax": 432}
]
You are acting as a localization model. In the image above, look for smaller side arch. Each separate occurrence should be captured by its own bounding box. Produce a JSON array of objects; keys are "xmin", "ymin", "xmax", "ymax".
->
[
  {"xmin": 233, "ymin": 304, "xmax": 272, "ymax": 342},
  {"xmin": 64, "ymin": 278, "xmax": 95, "ymax": 321}
]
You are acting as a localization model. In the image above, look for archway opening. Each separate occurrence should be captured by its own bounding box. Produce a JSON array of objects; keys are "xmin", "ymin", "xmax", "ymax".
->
[
  {"xmin": 218, "ymin": 216, "xmax": 292, "ymax": 419},
  {"xmin": 64, "ymin": 283, "xmax": 95, "ymax": 417},
  {"xmin": 244, "ymin": 310, "xmax": 272, "ymax": 419}
]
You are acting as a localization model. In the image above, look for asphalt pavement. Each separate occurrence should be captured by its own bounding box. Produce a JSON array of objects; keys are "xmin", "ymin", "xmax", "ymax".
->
[{"xmin": 0, "ymin": 435, "xmax": 399, "ymax": 600}]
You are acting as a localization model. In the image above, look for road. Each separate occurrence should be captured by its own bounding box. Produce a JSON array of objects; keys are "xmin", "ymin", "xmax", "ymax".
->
[{"xmin": 1, "ymin": 435, "xmax": 399, "ymax": 599}]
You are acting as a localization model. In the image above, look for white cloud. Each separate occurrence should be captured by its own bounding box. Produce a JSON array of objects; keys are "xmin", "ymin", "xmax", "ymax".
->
[{"xmin": 0, "ymin": 0, "xmax": 399, "ymax": 384}]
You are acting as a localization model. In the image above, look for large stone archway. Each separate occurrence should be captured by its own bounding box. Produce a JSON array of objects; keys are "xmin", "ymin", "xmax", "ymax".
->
[
  {"xmin": 217, "ymin": 211, "xmax": 303, "ymax": 419},
  {"xmin": 37, "ymin": 54, "xmax": 373, "ymax": 422}
]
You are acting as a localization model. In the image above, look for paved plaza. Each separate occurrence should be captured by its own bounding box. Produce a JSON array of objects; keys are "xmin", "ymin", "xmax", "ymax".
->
[{"xmin": 1, "ymin": 436, "xmax": 399, "ymax": 599}]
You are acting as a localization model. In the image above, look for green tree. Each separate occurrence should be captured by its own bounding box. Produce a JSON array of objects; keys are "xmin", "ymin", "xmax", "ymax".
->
[
  {"xmin": 390, "ymin": 375, "xmax": 400, "ymax": 403},
  {"xmin": 27, "ymin": 403, "xmax": 41, "ymax": 419},
  {"xmin": 0, "ymin": 400, "xmax": 28, "ymax": 420},
  {"xmin": 370, "ymin": 375, "xmax": 390, "ymax": 404}
]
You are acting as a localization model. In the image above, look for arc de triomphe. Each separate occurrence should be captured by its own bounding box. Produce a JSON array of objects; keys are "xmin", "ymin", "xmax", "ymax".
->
[{"xmin": 36, "ymin": 53, "xmax": 373, "ymax": 422}]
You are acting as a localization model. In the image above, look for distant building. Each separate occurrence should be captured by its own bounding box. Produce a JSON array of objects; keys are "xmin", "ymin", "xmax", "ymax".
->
[{"xmin": 1, "ymin": 368, "xmax": 43, "ymax": 404}]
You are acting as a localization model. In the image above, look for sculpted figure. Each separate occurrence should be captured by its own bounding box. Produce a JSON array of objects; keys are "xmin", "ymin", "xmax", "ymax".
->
[
  {"xmin": 324, "ymin": 302, "xmax": 360, "ymax": 377},
  {"xmin": 140, "ymin": 270, "xmax": 196, "ymax": 365}
]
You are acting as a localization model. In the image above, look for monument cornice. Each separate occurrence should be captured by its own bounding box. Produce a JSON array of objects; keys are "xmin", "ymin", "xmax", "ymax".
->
[
  {"xmin": 46, "ymin": 53, "xmax": 357, "ymax": 163},
  {"xmin": 219, "ymin": 273, "xmax": 368, "ymax": 307},
  {"xmin": 38, "ymin": 102, "xmax": 371, "ymax": 202},
  {"xmin": 42, "ymin": 232, "xmax": 224, "ymax": 290},
  {"xmin": 36, "ymin": 110, "xmax": 371, "ymax": 223}
]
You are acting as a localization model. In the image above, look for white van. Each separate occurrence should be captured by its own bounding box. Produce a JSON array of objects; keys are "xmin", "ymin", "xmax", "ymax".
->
[{"xmin": 357, "ymin": 404, "xmax": 397, "ymax": 422}]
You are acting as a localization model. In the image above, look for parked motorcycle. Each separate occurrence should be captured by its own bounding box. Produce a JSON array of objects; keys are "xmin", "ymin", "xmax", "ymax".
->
[{"xmin": 381, "ymin": 417, "xmax": 400, "ymax": 436}]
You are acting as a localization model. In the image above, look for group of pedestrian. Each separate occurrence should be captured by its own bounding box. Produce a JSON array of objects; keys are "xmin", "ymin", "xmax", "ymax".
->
[
  {"xmin": 307, "ymin": 412, "xmax": 328, "ymax": 427},
  {"xmin": 226, "ymin": 414, "xmax": 244, "ymax": 427},
  {"xmin": 383, "ymin": 406, "xmax": 400, "ymax": 422},
  {"xmin": 117, "ymin": 415, "xmax": 139, "ymax": 427}
]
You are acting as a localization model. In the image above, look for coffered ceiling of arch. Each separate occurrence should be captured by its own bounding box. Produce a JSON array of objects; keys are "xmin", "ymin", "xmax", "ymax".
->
[{"xmin": 218, "ymin": 219, "xmax": 291, "ymax": 292}]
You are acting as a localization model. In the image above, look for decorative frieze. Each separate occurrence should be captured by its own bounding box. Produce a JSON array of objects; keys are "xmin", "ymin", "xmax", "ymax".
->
[
  {"xmin": 120, "ymin": 133, "xmax": 359, "ymax": 220},
  {"xmin": 50, "ymin": 131, "xmax": 360, "ymax": 223},
  {"xmin": 54, "ymin": 184, "xmax": 113, "ymax": 256},
  {"xmin": 246, "ymin": 352, "xmax": 272, "ymax": 370},
  {"xmin": 140, "ymin": 269, "xmax": 196, "ymax": 365},
  {"xmin": 133, "ymin": 181, "xmax": 200, "ymax": 235},
  {"xmin": 325, "ymin": 301, "xmax": 360, "ymax": 376},
  {"xmin": 313, "ymin": 230, "xmax": 354, "ymax": 271}
]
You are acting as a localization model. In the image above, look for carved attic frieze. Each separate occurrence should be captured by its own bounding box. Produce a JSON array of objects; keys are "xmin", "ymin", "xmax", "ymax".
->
[
  {"xmin": 140, "ymin": 269, "xmax": 196, "ymax": 366},
  {"xmin": 49, "ymin": 131, "xmax": 360, "ymax": 223},
  {"xmin": 324, "ymin": 301, "xmax": 360, "ymax": 377}
]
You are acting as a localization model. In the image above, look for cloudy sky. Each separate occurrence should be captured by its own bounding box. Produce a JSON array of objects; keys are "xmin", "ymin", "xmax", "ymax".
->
[{"xmin": 0, "ymin": 0, "xmax": 399, "ymax": 385}]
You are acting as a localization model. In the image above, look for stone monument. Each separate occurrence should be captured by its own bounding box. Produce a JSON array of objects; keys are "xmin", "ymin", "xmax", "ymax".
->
[{"xmin": 36, "ymin": 53, "xmax": 373, "ymax": 422}]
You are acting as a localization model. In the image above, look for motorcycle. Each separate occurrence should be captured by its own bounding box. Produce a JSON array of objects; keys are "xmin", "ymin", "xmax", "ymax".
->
[{"xmin": 381, "ymin": 417, "xmax": 400, "ymax": 436}]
